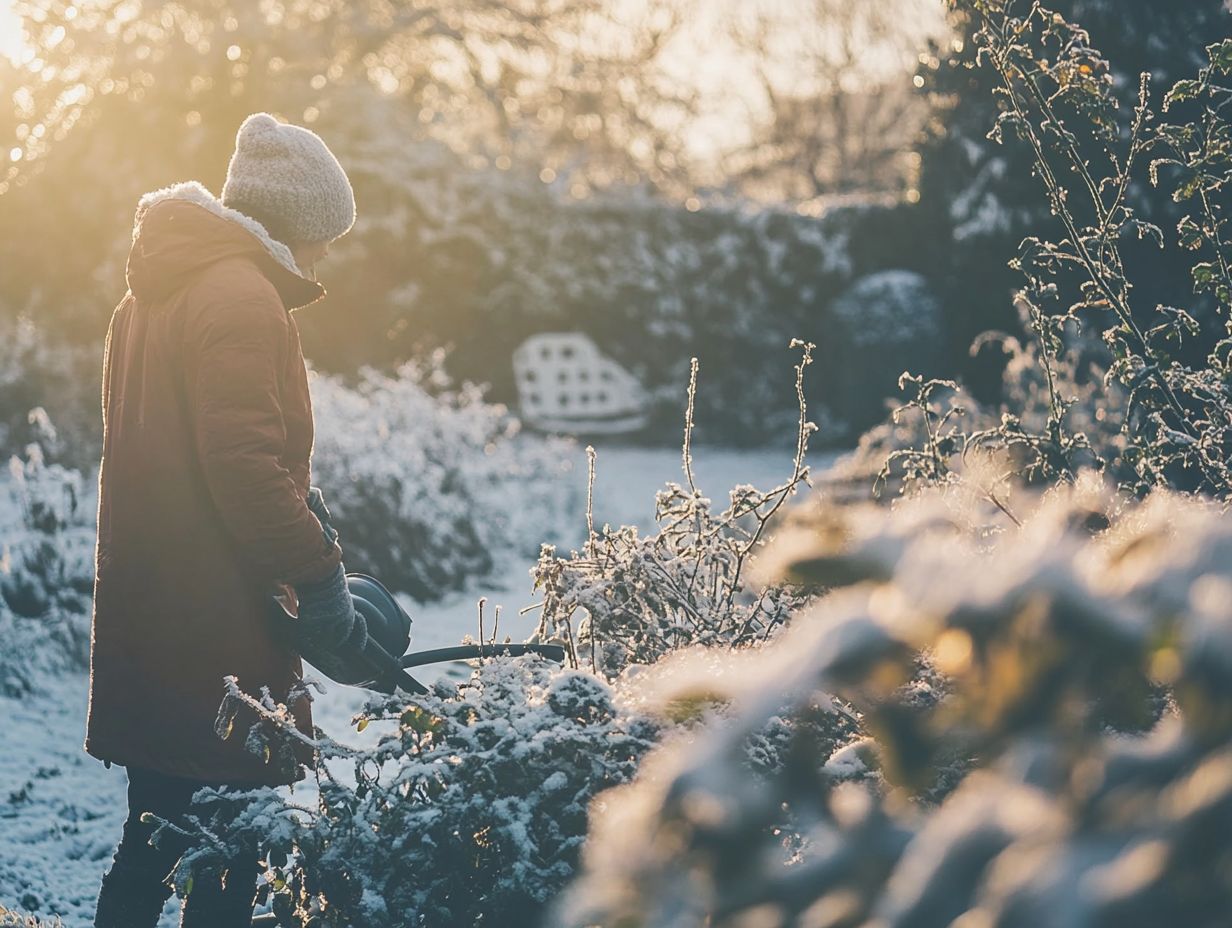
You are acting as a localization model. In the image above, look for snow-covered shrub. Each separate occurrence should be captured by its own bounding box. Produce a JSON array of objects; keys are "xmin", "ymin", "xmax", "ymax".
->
[
  {"xmin": 0, "ymin": 318, "xmax": 102, "ymax": 469},
  {"xmin": 166, "ymin": 644, "xmax": 870, "ymax": 928},
  {"xmin": 828, "ymin": 270, "xmax": 946, "ymax": 429},
  {"xmin": 531, "ymin": 483, "xmax": 810, "ymax": 676},
  {"xmin": 162, "ymin": 656, "xmax": 659, "ymax": 928},
  {"xmin": 0, "ymin": 907, "xmax": 64, "ymax": 927},
  {"xmin": 830, "ymin": 271, "xmax": 943, "ymax": 350},
  {"xmin": 304, "ymin": 99, "xmax": 933, "ymax": 446},
  {"xmin": 556, "ymin": 479, "xmax": 1232, "ymax": 928},
  {"xmin": 309, "ymin": 356, "xmax": 579, "ymax": 600},
  {"xmin": 0, "ymin": 416, "xmax": 95, "ymax": 696},
  {"xmin": 531, "ymin": 346, "xmax": 817, "ymax": 675}
]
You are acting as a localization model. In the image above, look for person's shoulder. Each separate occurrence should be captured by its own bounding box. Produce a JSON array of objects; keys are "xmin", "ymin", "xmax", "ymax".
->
[
  {"xmin": 194, "ymin": 254, "xmax": 283, "ymax": 306},
  {"xmin": 182, "ymin": 258, "xmax": 289, "ymax": 345}
]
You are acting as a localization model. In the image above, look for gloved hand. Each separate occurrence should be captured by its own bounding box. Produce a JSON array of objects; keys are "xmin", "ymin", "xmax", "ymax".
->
[
  {"xmin": 294, "ymin": 563, "xmax": 368, "ymax": 660},
  {"xmin": 306, "ymin": 486, "xmax": 340, "ymax": 548}
]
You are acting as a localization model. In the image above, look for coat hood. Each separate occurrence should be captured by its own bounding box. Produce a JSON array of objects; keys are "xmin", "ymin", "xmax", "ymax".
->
[{"xmin": 126, "ymin": 181, "xmax": 325, "ymax": 310}]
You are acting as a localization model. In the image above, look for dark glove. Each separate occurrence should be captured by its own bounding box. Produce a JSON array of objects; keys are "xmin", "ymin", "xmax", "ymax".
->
[
  {"xmin": 295, "ymin": 563, "xmax": 368, "ymax": 663},
  {"xmin": 306, "ymin": 486, "xmax": 340, "ymax": 548}
]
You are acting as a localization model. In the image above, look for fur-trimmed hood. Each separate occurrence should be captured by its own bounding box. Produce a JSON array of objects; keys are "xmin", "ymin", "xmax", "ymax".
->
[{"xmin": 127, "ymin": 181, "xmax": 324, "ymax": 311}]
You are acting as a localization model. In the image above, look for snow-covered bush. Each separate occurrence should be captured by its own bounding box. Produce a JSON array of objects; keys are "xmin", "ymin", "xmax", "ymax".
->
[
  {"xmin": 309, "ymin": 356, "xmax": 579, "ymax": 600},
  {"xmin": 0, "ymin": 907, "xmax": 64, "ymax": 927},
  {"xmin": 163, "ymin": 657, "xmax": 659, "ymax": 928},
  {"xmin": 167, "ymin": 639, "xmax": 871, "ymax": 928},
  {"xmin": 307, "ymin": 99, "xmax": 932, "ymax": 445},
  {"xmin": 0, "ymin": 318, "xmax": 102, "ymax": 469},
  {"xmin": 828, "ymin": 270, "xmax": 946, "ymax": 429},
  {"xmin": 556, "ymin": 478, "xmax": 1232, "ymax": 928},
  {"xmin": 0, "ymin": 414, "xmax": 95, "ymax": 696},
  {"xmin": 531, "ymin": 478, "xmax": 810, "ymax": 676},
  {"xmin": 531, "ymin": 346, "xmax": 816, "ymax": 675}
]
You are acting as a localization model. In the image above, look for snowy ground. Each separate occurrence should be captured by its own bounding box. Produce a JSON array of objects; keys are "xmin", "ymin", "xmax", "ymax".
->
[{"xmin": 0, "ymin": 442, "xmax": 838, "ymax": 926}]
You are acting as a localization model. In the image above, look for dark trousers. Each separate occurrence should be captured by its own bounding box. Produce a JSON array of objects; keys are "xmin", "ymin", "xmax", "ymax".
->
[{"xmin": 94, "ymin": 766, "xmax": 260, "ymax": 928}]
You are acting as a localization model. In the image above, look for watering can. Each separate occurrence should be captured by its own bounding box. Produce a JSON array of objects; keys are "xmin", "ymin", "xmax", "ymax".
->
[{"xmin": 272, "ymin": 572, "xmax": 567, "ymax": 696}]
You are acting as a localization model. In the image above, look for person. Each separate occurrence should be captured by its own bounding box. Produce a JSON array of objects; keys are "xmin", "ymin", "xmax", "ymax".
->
[{"xmin": 87, "ymin": 112, "xmax": 367, "ymax": 928}]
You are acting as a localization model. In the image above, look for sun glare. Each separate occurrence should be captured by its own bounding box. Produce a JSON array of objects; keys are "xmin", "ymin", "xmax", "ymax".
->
[{"xmin": 0, "ymin": 0, "xmax": 25, "ymax": 65}]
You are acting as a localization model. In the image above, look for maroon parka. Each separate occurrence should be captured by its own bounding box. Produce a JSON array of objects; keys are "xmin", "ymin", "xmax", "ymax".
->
[{"xmin": 86, "ymin": 183, "xmax": 341, "ymax": 785}]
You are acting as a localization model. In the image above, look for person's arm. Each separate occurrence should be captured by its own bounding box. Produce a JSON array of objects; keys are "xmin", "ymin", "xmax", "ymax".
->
[{"xmin": 186, "ymin": 295, "xmax": 340, "ymax": 586}]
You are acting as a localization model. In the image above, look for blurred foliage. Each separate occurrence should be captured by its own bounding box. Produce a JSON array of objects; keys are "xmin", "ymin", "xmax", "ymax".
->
[
  {"xmin": 559, "ymin": 477, "xmax": 1232, "ymax": 928},
  {"xmin": 0, "ymin": 418, "xmax": 94, "ymax": 696},
  {"xmin": 0, "ymin": 0, "xmax": 689, "ymax": 335},
  {"xmin": 315, "ymin": 145, "xmax": 937, "ymax": 444},
  {"xmin": 0, "ymin": 126, "xmax": 938, "ymax": 453},
  {"xmin": 0, "ymin": 316, "xmax": 99, "ymax": 470}
]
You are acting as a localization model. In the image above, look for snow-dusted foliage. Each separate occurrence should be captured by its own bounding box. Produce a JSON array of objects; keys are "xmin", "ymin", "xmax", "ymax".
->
[
  {"xmin": 830, "ymin": 271, "xmax": 942, "ymax": 350},
  {"xmin": 913, "ymin": 0, "xmax": 1227, "ymax": 405},
  {"xmin": 160, "ymin": 657, "xmax": 659, "ymax": 928},
  {"xmin": 557, "ymin": 478, "xmax": 1232, "ymax": 928},
  {"xmin": 530, "ymin": 475, "xmax": 809, "ymax": 676},
  {"xmin": 890, "ymin": 8, "xmax": 1232, "ymax": 502},
  {"xmin": 825, "ymin": 298, "xmax": 1127, "ymax": 505},
  {"xmin": 308, "ymin": 357, "xmax": 579, "ymax": 600},
  {"xmin": 0, "ymin": 907, "xmax": 64, "ymax": 927},
  {"xmin": 532, "ymin": 347, "xmax": 816, "ymax": 675},
  {"xmin": 0, "ymin": 318, "xmax": 101, "ymax": 470},
  {"xmin": 0, "ymin": 416, "xmax": 94, "ymax": 696}
]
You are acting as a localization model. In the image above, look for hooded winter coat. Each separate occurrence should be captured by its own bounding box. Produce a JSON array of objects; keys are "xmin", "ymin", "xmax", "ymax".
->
[{"xmin": 86, "ymin": 182, "xmax": 341, "ymax": 786}]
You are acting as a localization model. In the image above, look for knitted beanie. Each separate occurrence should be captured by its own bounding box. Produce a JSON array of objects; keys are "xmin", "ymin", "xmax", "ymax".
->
[{"xmin": 221, "ymin": 113, "xmax": 355, "ymax": 245}]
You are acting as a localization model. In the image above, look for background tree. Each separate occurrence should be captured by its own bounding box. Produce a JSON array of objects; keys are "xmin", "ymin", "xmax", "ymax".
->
[{"xmin": 721, "ymin": 0, "xmax": 941, "ymax": 204}]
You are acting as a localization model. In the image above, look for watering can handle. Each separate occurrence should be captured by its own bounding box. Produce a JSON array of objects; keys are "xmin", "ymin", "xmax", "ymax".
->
[
  {"xmin": 400, "ymin": 643, "xmax": 568, "ymax": 668},
  {"xmin": 362, "ymin": 642, "xmax": 568, "ymax": 694}
]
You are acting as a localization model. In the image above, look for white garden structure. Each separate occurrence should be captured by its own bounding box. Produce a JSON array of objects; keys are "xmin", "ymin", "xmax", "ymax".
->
[{"xmin": 512, "ymin": 332, "xmax": 648, "ymax": 435}]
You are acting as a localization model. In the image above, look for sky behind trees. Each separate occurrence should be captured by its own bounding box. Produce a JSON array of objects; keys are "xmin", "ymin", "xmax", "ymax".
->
[{"xmin": 656, "ymin": 0, "xmax": 948, "ymax": 164}]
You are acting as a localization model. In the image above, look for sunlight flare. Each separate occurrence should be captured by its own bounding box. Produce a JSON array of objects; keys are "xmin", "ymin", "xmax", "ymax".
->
[{"xmin": 0, "ymin": 0, "xmax": 24, "ymax": 65}]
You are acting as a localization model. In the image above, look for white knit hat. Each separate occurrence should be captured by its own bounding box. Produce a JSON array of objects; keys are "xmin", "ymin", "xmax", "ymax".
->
[{"xmin": 221, "ymin": 112, "xmax": 355, "ymax": 245}]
